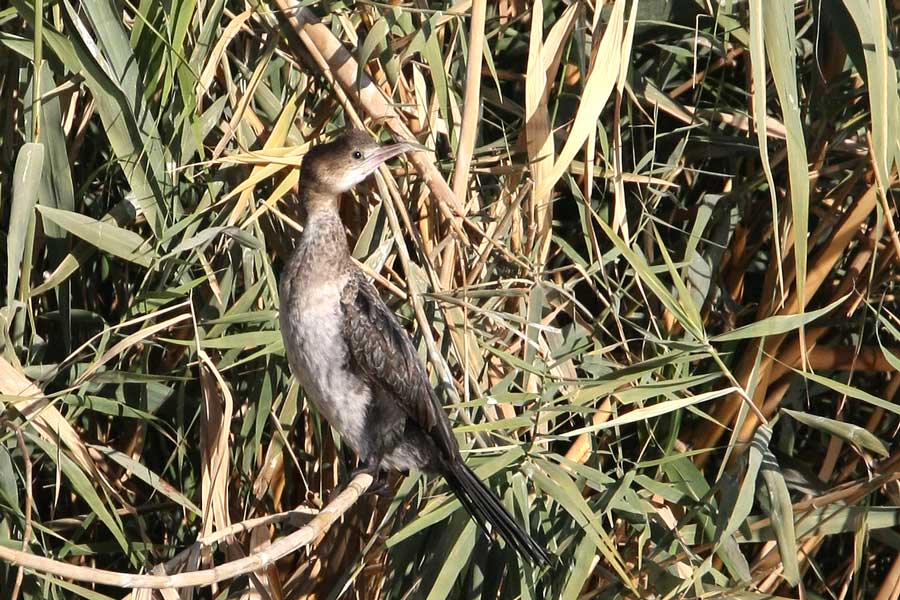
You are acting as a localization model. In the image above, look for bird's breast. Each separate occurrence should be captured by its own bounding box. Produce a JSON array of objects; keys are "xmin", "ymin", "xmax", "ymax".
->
[{"xmin": 279, "ymin": 274, "xmax": 372, "ymax": 458}]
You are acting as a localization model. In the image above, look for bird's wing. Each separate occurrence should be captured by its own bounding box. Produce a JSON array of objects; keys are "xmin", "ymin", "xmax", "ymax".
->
[{"xmin": 340, "ymin": 271, "xmax": 457, "ymax": 458}]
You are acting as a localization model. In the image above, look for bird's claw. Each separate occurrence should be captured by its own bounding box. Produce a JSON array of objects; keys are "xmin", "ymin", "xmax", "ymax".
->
[{"xmin": 350, "ymin": 464, "xmax": 392, "ymax": 497}]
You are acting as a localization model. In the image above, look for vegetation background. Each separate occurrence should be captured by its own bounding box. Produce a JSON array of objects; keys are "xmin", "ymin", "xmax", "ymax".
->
[{"xmin": 0, "ymin": 0, "xmax": 898, "ymax": 598}]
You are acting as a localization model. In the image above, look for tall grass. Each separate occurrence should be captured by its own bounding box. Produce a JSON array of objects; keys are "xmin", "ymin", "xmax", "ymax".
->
[{"xmin": 0, "ymin": 1, "xmax": 898, "ymax": 598}]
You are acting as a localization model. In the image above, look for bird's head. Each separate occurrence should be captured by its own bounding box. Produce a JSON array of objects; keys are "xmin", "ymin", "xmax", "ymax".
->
[{"xmin": 299, "ymin": 129, "xmax": 413, "ymax": 196}]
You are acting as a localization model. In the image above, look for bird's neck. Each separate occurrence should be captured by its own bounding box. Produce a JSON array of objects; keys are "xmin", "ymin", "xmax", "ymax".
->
[{"xmin": 289, "ymin": 189, "xmax": 352, "ymax": 282}]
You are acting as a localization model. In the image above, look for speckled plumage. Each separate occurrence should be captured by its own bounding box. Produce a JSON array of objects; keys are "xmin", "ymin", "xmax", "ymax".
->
[
  {"xmin": 279, "ymin": 206, "xmax": 371, "ymax": 457},
  {"xmin": 341, "ymin": 269, "xmax": 456, "ymax": 472},
  {"xmin": 278, "ymin": 130, "xmax": 551, "ymax": 566},
  {"xmin": 279, "ymin": 205, "xmax": 445, "ymax": 472}
]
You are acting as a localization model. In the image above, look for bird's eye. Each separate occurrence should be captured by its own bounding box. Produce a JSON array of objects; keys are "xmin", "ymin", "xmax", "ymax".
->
[{"xmin": 352, "ymin": 150, "xmax": 362, "ymax": 159}]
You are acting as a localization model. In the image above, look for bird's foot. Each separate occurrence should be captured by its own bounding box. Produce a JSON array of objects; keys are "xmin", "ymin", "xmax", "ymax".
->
[
  {"xmin": 350, "ymin": 464, "xmax": 393, "ymax": 497},
  {"xmin": 366, "ymin": 480, "xmax": 393, "ymax": 498}
]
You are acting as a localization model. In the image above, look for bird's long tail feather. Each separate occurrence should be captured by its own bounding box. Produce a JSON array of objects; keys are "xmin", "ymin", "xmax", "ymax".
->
[{"xmin": 442, "ymin": 460, "xmax": 551, "ymax": 566}]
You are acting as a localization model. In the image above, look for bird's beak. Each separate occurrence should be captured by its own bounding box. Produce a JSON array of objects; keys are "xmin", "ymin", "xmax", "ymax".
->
[{"xmin": 360, "ymin": 141, "xmax": 415, "ymax": 175}]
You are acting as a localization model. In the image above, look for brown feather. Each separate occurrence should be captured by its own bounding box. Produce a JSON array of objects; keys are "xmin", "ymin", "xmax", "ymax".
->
[{"xmin": 340, "ymin": 271, "xmax": 457, "ymax": 461}]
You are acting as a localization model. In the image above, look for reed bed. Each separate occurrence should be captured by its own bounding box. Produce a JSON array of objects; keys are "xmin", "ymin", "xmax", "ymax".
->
[{"xmin": 0, "ymin": 1, "xmax": 898, "ymax": 598}]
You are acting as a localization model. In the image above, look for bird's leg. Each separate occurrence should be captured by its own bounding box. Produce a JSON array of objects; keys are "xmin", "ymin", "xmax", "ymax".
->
[{"xmin": 350, "ymin": 458, "xmax": 392, "ymax": 497}]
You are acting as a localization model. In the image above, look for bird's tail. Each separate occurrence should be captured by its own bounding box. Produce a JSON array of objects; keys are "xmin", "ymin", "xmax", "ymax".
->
[{"xmin": 442, "ymin": 460, "xmax": 551, "ymax": 566}]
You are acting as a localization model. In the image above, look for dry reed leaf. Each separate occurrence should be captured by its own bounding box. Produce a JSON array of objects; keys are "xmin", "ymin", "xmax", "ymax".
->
[
  {"xmin": 0, "ymin": 356, "xmax": 113, "ymax": 492},
  {"xmin": 199, "ymin": 351, "xmax": 234, "ymax": 540},
  {"xmin": 541, "ymin": 4, "xmax": 579, "ymax": 84},
  {"xmin": 411, "ymin": 63, "xmax": 430, "ymax": 131},
  {"xmin": 242, "ymin": 525, "xmax": 276, "ymax": 599},
  {"xmin": 564, "ymin": 396, "xmax": 613, "ymax": 465},
  {"xmin": 689, "ymin": 106, "xmax": 787, "ymax": 139},
  {"xmin": 525, "ymin": 0, "xmax": 555, "ymax": 266},
  {"xmin": 219, "ymin": 159, "xmax": 302, "ymax": 210},
  {"xmin": 537, "ymin": 0, "xmax": 628, "ymax": 201},
  {"xmin": 196, "ymin": 9, "xmax": 255, "ymax": 98},
  {"xmin": 242, "ymin": 170, "xmax": 301, "ymax": 231},
  {"xmin": 228, "ymin": 161, "xmax": 296, "ymax": 226},
  {"xmin": 567, "ymin": 161, "xmax": 680, "ymax": 187},
  {"xmin": 202, "ymin": 146, "xmax": 308, "ymax": 170},
  {"xmin": 212, "ymin": 45, "xmax": 274, "ymax": 161},
  {"xmin": 227, "ymin": 92, "xmax": 306, "ymax": 228}
]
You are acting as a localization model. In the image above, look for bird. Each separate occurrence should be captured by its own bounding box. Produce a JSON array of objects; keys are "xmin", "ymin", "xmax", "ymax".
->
[{"xmin": 278, "ymin": 128, "xmax": 551, "ymax": 566}]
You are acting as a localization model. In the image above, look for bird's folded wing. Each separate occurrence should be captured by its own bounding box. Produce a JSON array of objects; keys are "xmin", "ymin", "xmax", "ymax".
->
[{"xmin": 340, "ymin": 271, "xmax": 457, "ymax": 457}]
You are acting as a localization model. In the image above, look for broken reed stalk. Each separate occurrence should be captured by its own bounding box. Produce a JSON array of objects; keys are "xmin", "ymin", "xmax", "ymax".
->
[
  {"xmin": 0, "ymin": 474, "xmax": 373, "ymax": 590},
  {"xmin": 271, "ymin": 0, "xmax": 468, "ymax": 243}
]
